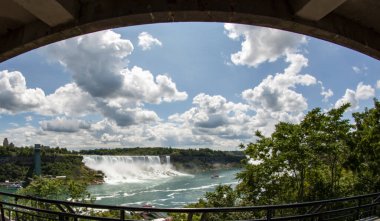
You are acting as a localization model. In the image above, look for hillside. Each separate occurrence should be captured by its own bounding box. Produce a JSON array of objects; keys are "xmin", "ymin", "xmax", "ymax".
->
[{"xmin": 0, "ymin": 146, "xmax": 102, "ymax": 183}]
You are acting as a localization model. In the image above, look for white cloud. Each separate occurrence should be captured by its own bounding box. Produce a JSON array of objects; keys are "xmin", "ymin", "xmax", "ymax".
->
[
  {"xmin": 44, "ymin": 30, "xmax": 187, "ymax": 126},
  {"xmin": 318, "ymin": 81, "xmax": 334, "ymax": 102},
  {"xmin": 321, "ymin": 88, "xmax": 334, "ymax": 102},
  {"xmin": 54, "ymin": 31, "xmax": 187, "ymax": 105},
  {"xmin": 164, "ymin": 52, "xmax": 318, "ymax": 143},
  {"xmin": 377, "ymin": 80, "xmax": 380, "ymax": 89},
  {"xmin": 356, "ymin": 83, "xmax": 375, "ymax": 100},
  {"xmin": 171, "ymin": 93, "xmax": 249, "ymax": 128},
  {"xmin": 335, "ymin": 82, "xmax": 375, "ymax": 109},
  {"xmin": 352, "ymin": 65, "xmax": 368, "ymax": 74},
  {"xmin": 224, "ymin": 24, "xmax": 306, "ymax": 67},
  {"xmin": 0, "ymin": 28, "xmax": 334, "ymax": 150},
  {"xmin": 42, "ymin": 83, "xmax": 95, "ymax": 116},
  {"xmin": 119, "ymin": 66, "xmax": 188, "ymax": 105},
  {"xmin": 0, "ymin": 125, "xmax": 97, "ymax": 148},
  {"xmin": 0, "ymin": 70, "xmax": 46, "ymax": 113},
  {"xmin": 97, "ymin": 101, "xmax": 160, "ymax": 127},
  {"xmin": 40, "ymin": 118, "xmax": 90, "ymax": 133},
  {"xmin": 242, "ymin": 53, "xmax": 315, "ymax": 113},
  {"xmin": 1, "ymin": 30, "xmax": 187, "ymax": 128},
  {"xmin": 76, "ymin": 52, "xmax": 319, "ymax": 147},
  {"xmin": 241, "ymin": 53, "xmax": 316, "ymax": 135},
  {"xmin": 352, "ymin": 66, "xmax": 360, "ymax": 73},
  {"xmin": 0, "ymin": 71, "xmax": 97, "ymax": 117},
  {"xmin": 25, "ymin": 115, "xmax": 33, "ymax": 122},
  {"xmin": 138, "ymin": 32, "xmax": 162, "ymax": 50},
  {"xmin": 46, "ymin": 30, "xmax": 134, "ymax": 98}
]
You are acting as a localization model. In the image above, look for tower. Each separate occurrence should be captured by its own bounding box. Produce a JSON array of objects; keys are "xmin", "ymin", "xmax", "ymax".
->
[{"xmin": 34, "ymin": 144, "xmax": 41, "ymax": 176}]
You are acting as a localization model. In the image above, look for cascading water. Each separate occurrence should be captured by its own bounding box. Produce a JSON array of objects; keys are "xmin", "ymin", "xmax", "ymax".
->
[{"xmin": 82, "ymin": 155, "xmax": 183, "ymax": 184}]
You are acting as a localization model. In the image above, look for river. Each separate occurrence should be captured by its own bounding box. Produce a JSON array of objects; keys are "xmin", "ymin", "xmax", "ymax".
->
[{"xmin": 87, "ymin": 168, "xmax": 240, "ymax": 208}]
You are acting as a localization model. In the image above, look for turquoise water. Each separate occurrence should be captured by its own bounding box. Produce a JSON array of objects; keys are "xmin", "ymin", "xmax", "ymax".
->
[{"xmin": 87, "ymin": 168, "xmax": 240, "ymax": 208}]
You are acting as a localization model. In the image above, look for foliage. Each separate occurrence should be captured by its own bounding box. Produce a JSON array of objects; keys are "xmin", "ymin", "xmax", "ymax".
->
[
  {"xmin": 348, "ymin": 99, "xmax": 380, "ymax": 193},
  {"xmin": 171, "ymin": 185, "xmax": 238, "ymax": 221},
  {"xmin": 17, "ymin": 176, "xmax": 91, "ymax": 202},
  {"xmin": 236, "ymin": 104, "xmax": 352, "ymax": 205},
  {"xmin": 0, "ymin": 147, "xmax": 102, "ymax": 183},
  {"xmin": 188, "ymin": 100, "xmax": 380, "ymax": 220}
]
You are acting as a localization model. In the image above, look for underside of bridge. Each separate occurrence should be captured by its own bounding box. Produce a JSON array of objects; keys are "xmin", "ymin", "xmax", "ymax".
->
[{"xmin": 0, "ymin": 0, "xmax": 379, "ymax": 62}]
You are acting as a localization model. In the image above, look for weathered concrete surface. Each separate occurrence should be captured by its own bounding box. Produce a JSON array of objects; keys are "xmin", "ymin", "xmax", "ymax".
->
[{"xmin": 0, "ymin": 0, "xmax": 380, "ymax": 62}]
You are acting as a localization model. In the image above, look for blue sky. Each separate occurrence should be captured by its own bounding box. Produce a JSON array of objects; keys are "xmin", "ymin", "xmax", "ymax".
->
[{"xmin": 0, "ymin": 22, "xmax": 379, "ymax": 150}]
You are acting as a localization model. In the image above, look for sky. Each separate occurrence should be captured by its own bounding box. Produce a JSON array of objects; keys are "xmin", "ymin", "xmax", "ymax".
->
[{"xmin": 0, "ymin": 22, "xmax": 379, "ymax": 150}]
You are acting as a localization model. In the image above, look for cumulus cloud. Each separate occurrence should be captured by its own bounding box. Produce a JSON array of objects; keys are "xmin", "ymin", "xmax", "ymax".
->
[
  {"xmin": 224, "ymin": 24, "xmax": 306, "ymax": 67},
  {"xmin": 40, "ymin": 118, "xmax": 90, "ymax": 133},
  {"xmin": 119, "ymin": 66, "xmax": 188, "ymax": 105},
  {"xmin": 165, "ymin": 52, "xmax": 318, "ymax": 142},
  {"xmin": 174, "ymin": 93, "xmax": 248, "ymax": 128},
  {"xmin": 3, "ymin": 52, "xmax": 320, "ymax": 148},
  {"xmin": 42, "ymin": 83, "xmax": 95, "ymax": 116},
  {"xmin": 0, "ymin": 28, "xmax": 331, "ymax": 149},
  {"xmin": 241, "ymin": 53, "xmax": 316, "ymax": 134},
  {"xmin": 0, "ymin": 70, "xmax": 97, "ymax": 117},
  {"xmin": 46, "ymin": 30, "xmax": 134, "ymax": 98},
  {"xmin": 242, "ymin": 53, "xmax": 315, "ymax": 113},
  {"xmin": 47, "ymin": 31, "xmax": 187, "ymax": 105},
  {"xmin": 97, "ymin": 101, "xmax": 160, "ymax": 127},
  {"xmin": 168, "ymin": 93, "xmax": 252, "ymax": 141},
  {"xmin": 0, "ymin": 70, "xmax": 46, "ymax": 113},
  {"xmin": 44, "ymin": 30, "xmax": 187, "ymax": 126},
  {"xmin": 1, "ymin": 30, "xmax": 187, "ymax": 129},
  {"xmin": 377, "ymin": 80, "xmax": 380, "ymax": 89},
  {"xmin": 138, "ymin": 32, "xmax": 162, "ymax": 50},
  {"xmin": 335, "ymin": 82, "xmax": 375, "ymax": 109}
]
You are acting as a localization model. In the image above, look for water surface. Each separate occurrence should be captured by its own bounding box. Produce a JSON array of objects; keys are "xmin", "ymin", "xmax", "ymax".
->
[{"xmin": 87, "ymin": 168, "xmax": 240, "ymax": 208}]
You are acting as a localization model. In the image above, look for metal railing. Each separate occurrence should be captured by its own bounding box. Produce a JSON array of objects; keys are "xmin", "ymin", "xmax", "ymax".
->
[{"xmin": 0, "ymin": 191, "xmax": 379, "ymax": 221}]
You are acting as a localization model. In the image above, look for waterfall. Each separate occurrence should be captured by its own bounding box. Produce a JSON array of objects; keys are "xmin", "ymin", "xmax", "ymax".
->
[{"xmin": 82, "ymin": 155, "xmax": 182, "ymax": 184}]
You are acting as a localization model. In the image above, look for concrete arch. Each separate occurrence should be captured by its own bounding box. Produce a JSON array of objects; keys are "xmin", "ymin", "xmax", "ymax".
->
[{"xmin": 0, "ymin": 0, "xmax": 380, "ymax": 62}]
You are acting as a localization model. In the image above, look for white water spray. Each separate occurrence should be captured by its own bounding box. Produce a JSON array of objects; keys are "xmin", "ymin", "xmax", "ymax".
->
[{"xmin": 82, "ymin": 155, "xmax": 183, "ymax": 184}]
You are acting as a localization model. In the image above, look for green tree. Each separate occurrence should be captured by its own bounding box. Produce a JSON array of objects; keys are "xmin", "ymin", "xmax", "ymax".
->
[
  {"xmin": 349, "ymin": 99, "xmax": 380, "ymax": 192},
  {"xmin": 17, "ymin": 177, "xmax": 91, "ymax": 202},
  {"xmin": 237, "ymin": 104, "xmax": 352, "ymax": 205}
]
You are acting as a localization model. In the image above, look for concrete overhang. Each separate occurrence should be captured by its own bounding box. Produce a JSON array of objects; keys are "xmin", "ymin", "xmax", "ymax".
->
[{"xmin": 0, "ymin": 0, "xmax": 379, "ymax": 62}]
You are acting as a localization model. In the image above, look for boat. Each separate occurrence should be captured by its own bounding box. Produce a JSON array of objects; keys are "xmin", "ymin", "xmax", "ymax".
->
[
  {"xmin": 211, "ymin": 174, "xmax": 219, "ymax": 179},
  {"xmin": 7, "ymin": 183, "xmax": 22, "ymax": 189}
]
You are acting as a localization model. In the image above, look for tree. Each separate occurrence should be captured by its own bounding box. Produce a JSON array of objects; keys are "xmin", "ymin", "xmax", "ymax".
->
[
  {"xmin": 3, "ymin": 138, "xmax": 8, "ymax": 147},
  {"xmin": 17, "ymin": 177, "xmax": 91, "ymax": 202},
  {"xmin": 236, "ymin": 104, "xmax": 352, "ymax": 205},
  {"xmin": 349, "ymin": 99, "xmax": 380, "ymax": 192}
]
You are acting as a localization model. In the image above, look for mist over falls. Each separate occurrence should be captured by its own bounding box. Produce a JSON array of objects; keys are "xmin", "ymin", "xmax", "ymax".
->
[{"xmin": 82, "ymin": 155, "xmax": 184, "ymax": 184}]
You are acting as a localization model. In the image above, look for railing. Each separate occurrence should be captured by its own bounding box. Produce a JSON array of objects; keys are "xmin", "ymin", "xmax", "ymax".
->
[{"xmin": 0, "ymin": 191, "xmax": 379, "ymax": 221}]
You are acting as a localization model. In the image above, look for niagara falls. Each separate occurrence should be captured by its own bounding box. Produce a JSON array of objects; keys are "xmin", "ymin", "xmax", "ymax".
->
[
  {"xmin": 82, "ymin": 155, "xmax": 239, "ymax": 207},
  {"xmin": 82, "ymin": 155, "xmax": 185, "ymax": 184}
]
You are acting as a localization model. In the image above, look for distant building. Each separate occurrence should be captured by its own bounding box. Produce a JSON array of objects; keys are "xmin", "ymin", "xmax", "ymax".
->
[{"xmin": 2, "ymin": 138, "xmax": 8, "ymax": 147}]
